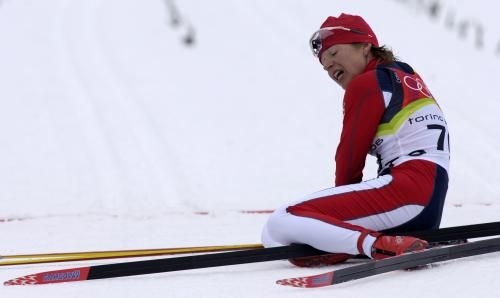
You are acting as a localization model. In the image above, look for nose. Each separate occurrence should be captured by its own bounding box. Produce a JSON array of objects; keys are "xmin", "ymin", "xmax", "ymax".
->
[{"xmin": 322, "ymin": 57, "xmax": 334, "ymax": 71}]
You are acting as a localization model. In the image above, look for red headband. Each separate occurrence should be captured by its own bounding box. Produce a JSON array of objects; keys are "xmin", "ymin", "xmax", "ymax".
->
[{"xmin": 316, "ymin": 14, "xmax": 379, "ymax": 59}]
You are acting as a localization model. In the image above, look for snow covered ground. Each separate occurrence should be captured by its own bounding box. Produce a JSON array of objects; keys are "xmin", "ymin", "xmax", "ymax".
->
[
  {"xmin": 1, "ymin": 205, "xmax": 500, "ymax": 297},
  {"xmin": 1, "ymin": 0, "xmax": 499, "ymax": 297}
]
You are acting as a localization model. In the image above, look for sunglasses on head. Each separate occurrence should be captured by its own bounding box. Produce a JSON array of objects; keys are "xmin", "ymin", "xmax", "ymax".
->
[{"xmin": 309, "ymin": 26, "xmax": 372, "ymax": 57}]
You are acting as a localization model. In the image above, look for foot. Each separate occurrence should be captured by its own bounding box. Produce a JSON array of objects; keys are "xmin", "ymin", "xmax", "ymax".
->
[
  {"xmin": 289, "ymin": 253, "xmax": 352, "ymax": 267},
  {"xmin": 371, "ymin": 235, "xmax": 428, "ymax": 260}
]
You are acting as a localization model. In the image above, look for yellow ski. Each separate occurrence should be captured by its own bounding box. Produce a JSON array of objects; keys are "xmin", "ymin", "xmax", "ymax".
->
[{"xmin": 0, "ymin": 243, "xmax": 263, "ymax": 266}]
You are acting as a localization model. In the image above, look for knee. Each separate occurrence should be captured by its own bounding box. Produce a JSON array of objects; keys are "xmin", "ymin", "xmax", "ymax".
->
[{"xmin": 260, "ymin": 206, "xmax": 291, "ymax": 247}]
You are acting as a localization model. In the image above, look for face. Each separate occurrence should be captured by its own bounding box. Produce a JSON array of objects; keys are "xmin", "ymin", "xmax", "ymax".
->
[{"xmin": 320, "ymin": 43, "xmax": 372, "ymax": 90}]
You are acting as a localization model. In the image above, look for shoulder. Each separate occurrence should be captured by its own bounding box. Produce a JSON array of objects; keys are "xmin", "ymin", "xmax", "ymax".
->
[
  {"xmin": 350, "ymin": 61, "xmax": 417, "ymax": 96},
  {"xmin": 374, "ymin": 61, "xmax": 416, "ymax": 87},
  {"xmin": 385, "ymin": 61, "xmax": 415, "ymax": 74},
  {"xmin": 344, "ymin": 68, "xmax": 382, "ymax": 102},
  {"xmin": 342, "ymin": 71, "xmax": 386, "ymax": 115},
  {"xmin": 344, "ymin": 60, "xmax": 414, "ymax": 95}
]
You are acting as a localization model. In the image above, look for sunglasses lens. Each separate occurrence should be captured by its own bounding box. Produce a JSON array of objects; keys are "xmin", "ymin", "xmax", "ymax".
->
[
  {"xmin": 309, "ymin": 29, "xmax": 336, "ymax": 57},
  {"xmin": 309, "ymin": 32, "xmax": 322, "ymax": 57}
]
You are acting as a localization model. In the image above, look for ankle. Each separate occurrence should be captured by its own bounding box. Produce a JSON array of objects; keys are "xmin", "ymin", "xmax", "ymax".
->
[{"xmin": 357, "ymin": 231, "xmax": 380, "ymax": 257}]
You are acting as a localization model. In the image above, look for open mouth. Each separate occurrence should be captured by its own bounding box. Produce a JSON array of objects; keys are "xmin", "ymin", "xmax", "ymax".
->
[{"xmin": 333, "ymin": 69, "xmax": 344, "ymax": 82}]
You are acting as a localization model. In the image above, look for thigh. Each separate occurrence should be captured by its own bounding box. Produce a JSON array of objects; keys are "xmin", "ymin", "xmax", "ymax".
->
[{"xmin": 287, "ymin": 161, "xmax": 439, "ymax": 231}]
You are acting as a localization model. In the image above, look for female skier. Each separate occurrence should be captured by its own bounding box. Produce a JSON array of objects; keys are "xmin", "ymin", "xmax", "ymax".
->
[{"xmin": 262, "ymin": 13, "xmax": 450, "ymax": 265}]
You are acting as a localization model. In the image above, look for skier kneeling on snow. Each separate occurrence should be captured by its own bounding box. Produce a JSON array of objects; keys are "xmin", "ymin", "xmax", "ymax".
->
[{"xmin": 261, "ymin": 13, "xmax": 450, "ymax": 265}]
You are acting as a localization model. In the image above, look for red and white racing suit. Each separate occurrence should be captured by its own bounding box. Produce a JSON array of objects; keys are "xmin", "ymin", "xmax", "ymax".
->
[{"xmin": 262, "ymin": 59, "xmax": 450, "ymax": 256}]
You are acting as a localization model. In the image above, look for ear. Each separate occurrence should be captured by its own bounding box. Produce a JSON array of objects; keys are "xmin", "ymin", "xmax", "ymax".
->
[{"xmin": 363, "ymin": 43, "xmax": 372, "ymax": 56}]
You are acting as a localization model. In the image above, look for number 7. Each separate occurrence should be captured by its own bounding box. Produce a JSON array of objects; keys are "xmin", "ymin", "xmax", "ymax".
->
[{"xmin": 427, "ymin": 124, "xmax": 446, "ymax": 151}]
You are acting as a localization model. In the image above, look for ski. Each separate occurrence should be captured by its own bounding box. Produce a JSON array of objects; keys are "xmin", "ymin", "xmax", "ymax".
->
[
  {"xmin": 6, "ymin": 218, "xmax": 491, "ymax": 267},
  {"xmin": 0, "ymin": 244, "xmax": 264, "ymax": 266},
  {"xmin": 276, "ymin": 236, "xmax": 500, "ymax": 288},
  {"xmin": 4, "ymin": 221, "xmax": 500, "ymax": 286}
]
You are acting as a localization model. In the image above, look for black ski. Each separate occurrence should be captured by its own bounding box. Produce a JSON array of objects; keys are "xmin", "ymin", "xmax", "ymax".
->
[
  {"xmin": 5, "ymin": 221, "xmax": 500, "ymax": 285},
  {"xmin": 276, "ymin": 235, "xmax": 500, "ymax": 288}
]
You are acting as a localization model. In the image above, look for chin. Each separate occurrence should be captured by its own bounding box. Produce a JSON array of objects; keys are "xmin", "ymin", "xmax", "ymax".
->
[
  {"xmin": 340, "ymin": 78, "xmax": 353, "ymax": 90},
  {"xmin": 336, "ymin": 81, "xmax": 346, "ymax": 90}
]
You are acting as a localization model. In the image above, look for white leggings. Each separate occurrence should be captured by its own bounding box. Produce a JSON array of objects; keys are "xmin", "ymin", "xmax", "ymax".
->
[{"xmin": 260, "ymin": 169, "xmax": 432, "ymax": 256}]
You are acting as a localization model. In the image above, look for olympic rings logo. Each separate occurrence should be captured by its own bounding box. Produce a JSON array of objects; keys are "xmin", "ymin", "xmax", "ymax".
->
[{"xmin": 403, "ymin": 75, "xmax": 432, "ymax": 98}]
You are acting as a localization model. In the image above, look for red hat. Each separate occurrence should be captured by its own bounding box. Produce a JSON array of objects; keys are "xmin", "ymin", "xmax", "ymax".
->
[{"xmin": 315, "ymin": 13, "xmax": 379, "ymax": 59}]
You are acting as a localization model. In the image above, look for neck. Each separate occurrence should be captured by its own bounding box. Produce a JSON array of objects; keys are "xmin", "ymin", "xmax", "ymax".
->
[{"xmin": 363, "ymin": 57, "xmax": 378, "ymax": 73}]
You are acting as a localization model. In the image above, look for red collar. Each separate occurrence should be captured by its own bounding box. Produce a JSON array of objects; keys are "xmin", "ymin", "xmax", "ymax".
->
[{"xmin": 362, "ymin": 58, "xmax": 378, "ymax": 73}]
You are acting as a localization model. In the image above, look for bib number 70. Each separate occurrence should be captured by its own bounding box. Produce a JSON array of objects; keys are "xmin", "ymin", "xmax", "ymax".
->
[{"xmin": 381, "ymin": 123, "xmax": 450, "ymax": 171}]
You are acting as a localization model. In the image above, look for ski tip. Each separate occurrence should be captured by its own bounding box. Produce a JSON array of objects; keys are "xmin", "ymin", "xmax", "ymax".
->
[
  {"xmin": 4, "ymin": 274, "xmax": 40, "ymax": 286},
  {"xmin": 4, "ymin": 267, "xmax": 90, "ymax": 286},
  {"xmin": 276, "ymin": 272, "xmax": 334, "ymax": 288}
]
